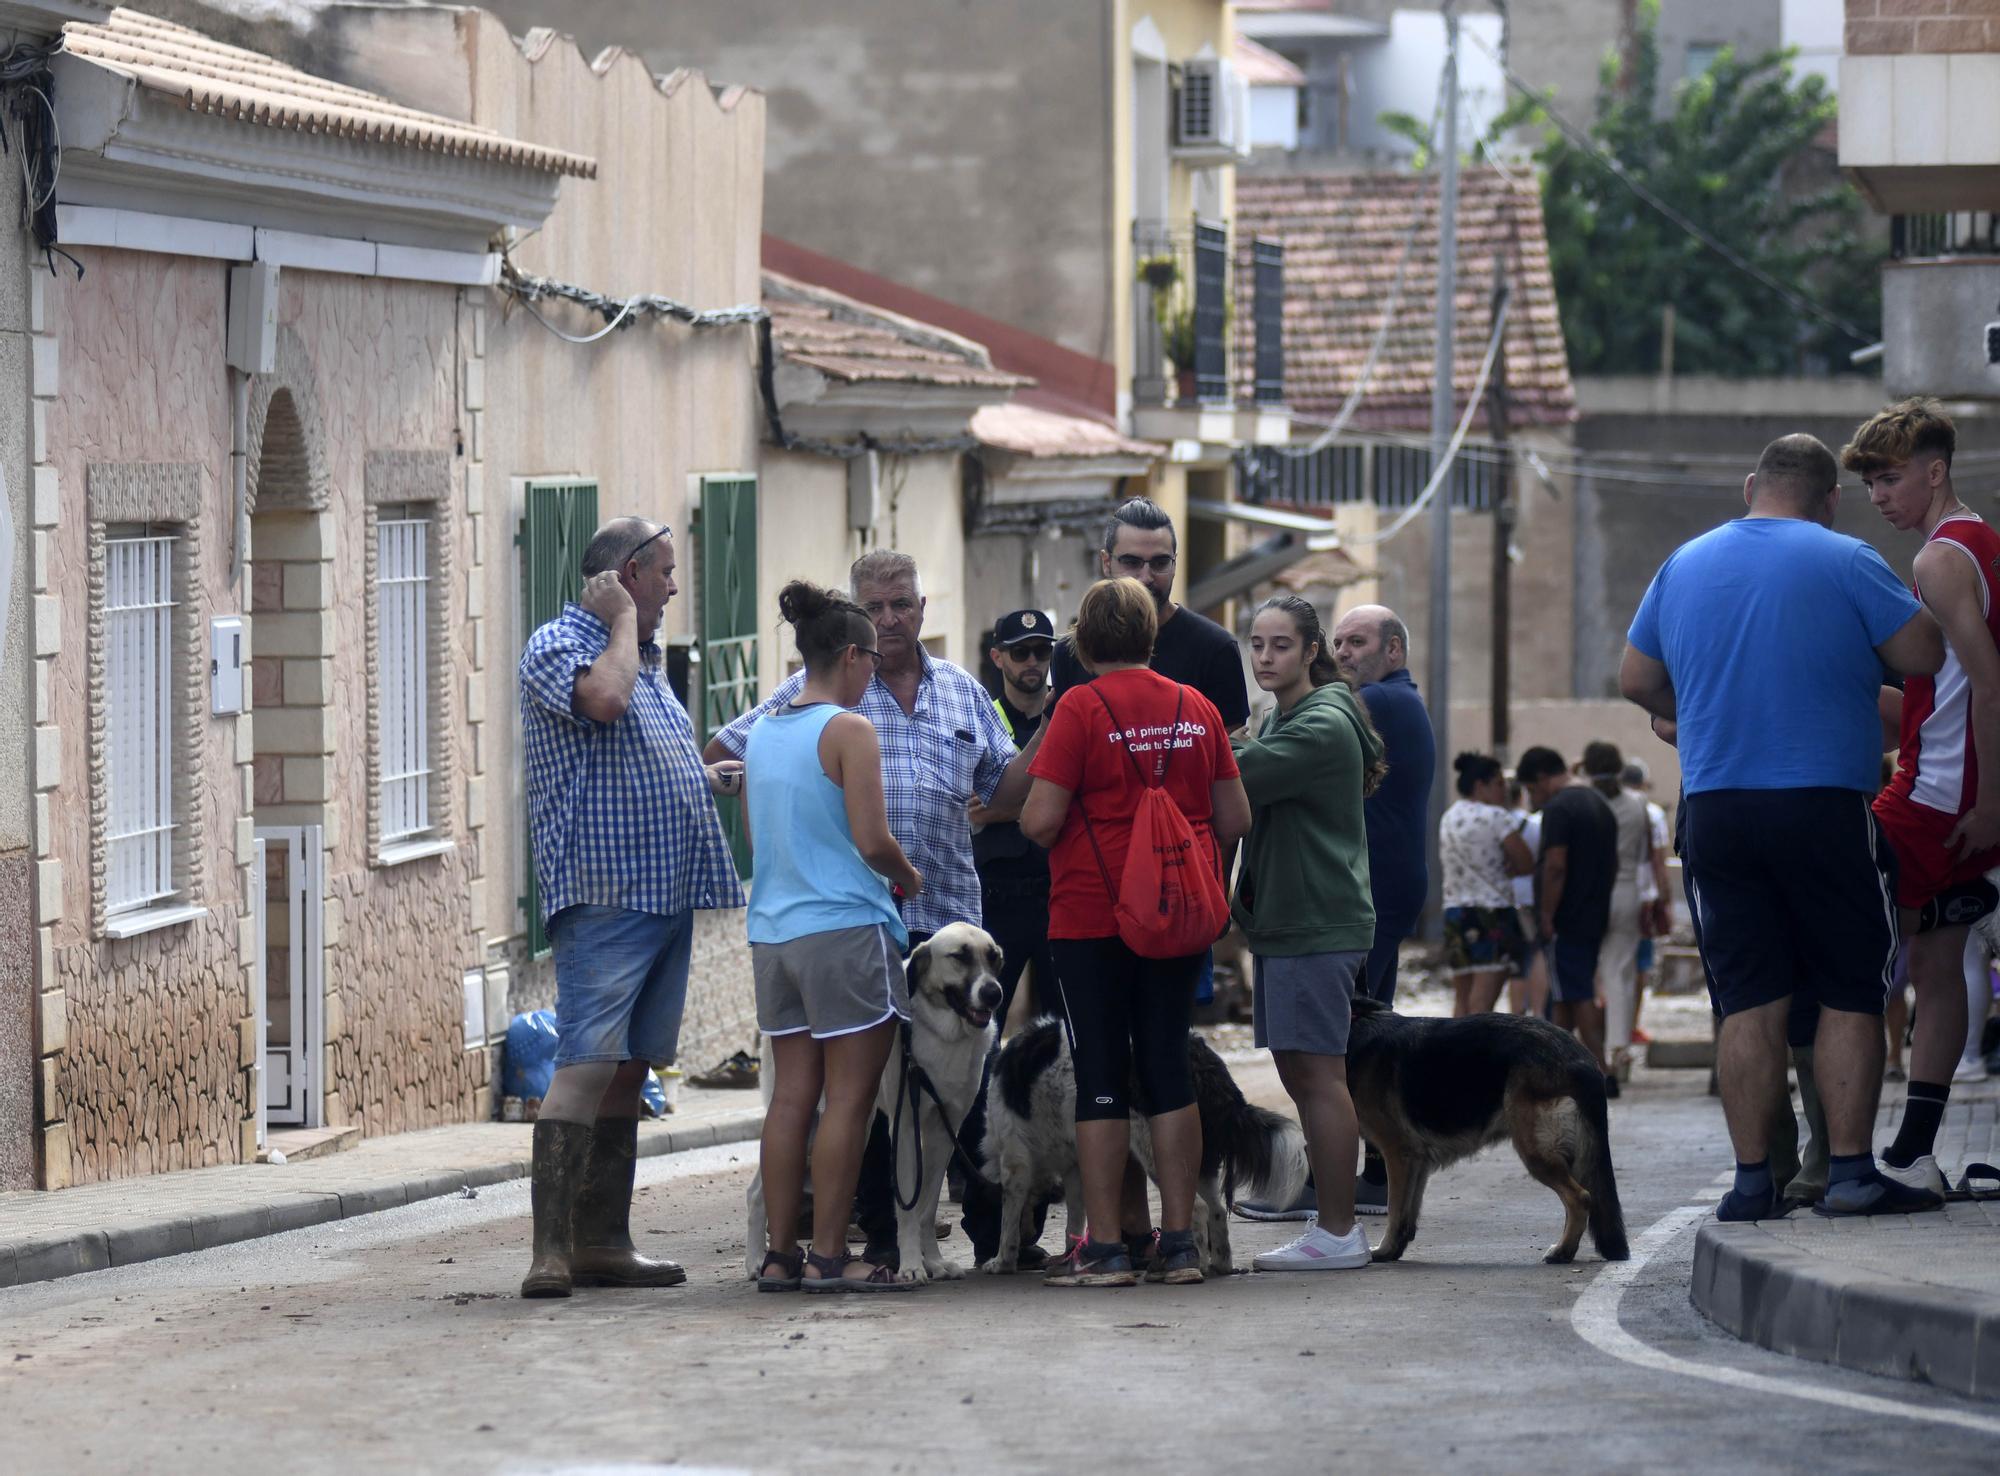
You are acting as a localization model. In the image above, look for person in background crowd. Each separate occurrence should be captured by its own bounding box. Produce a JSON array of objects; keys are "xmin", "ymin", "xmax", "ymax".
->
[
  {"xmin": 1233, "ymin": 595, "xmax": 1383, "ymax": 1271},
  {"xmin": 1622, "ymin": 432, "xmax": 1945, "ymax": 1219},
  {"xmin": 1585, "ymin": 740, "xmax": 1654, "ymax": 1081},
  {"xmin": 747, "ymin": 582, "xmax": 923, "ymax": 1293},
  {"xmin": 1517, "ymin": 746, "xmax": 1619, "ymax": 1092},
  {"xmin": 1509, "ymin": 779, "xmax": 1551, "ymax": 1017},
  {"xmin": 1850, "ymin": 399, "xmax": 2000, "ymax": 1196},
  {"xmin": 1023, "ymin": 578, "xmax": 1250, "ymax": 1287},
  {"xmin": 1622, "ymin": 760, "xmax": 1672, "ymax": 1047},
  {"xmin": 1439, "ymin": 752, "xmax": 1536, "ymax": 1016},
  {"xmin": 970, "ymin": 609, "xmax": 1059, "ymax": 1028},
  {"xmin": 517, "ymin": 518, "xmax": 746, "ymax": 1299}
]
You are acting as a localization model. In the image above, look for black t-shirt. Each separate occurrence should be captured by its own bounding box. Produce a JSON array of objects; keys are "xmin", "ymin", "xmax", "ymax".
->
[
  {"xmin": 973, "ymin": 693, "xmax": 1048, "ymax": 880},
  {"xmin": 1049, "ymin": 603, "xmax": 1251, "ymax": 730},
  {"xmin": 1539, "ymin": 783, "xmax": 1619, "ymax": 941}
]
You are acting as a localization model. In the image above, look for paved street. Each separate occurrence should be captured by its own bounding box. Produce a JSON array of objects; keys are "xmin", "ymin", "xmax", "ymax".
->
[{"xmin": 3, "ymin": 1059, "xmax": 1997, "ymax": 1476}]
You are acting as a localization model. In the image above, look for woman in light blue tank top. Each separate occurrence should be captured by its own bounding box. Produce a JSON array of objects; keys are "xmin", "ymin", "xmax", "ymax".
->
[{"xmin": 746, "ymin": 580, "xmax": 924, "ymax": 1293}]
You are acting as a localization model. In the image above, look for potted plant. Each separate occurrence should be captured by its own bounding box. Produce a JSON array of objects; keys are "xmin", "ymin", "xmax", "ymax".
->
[
  {"xmin": 1136, "ymin": 253, "xmax": 1180, "ymax": 292},
  {"xmin": 1162, "ymin": 306, "xmax": 1198, "ymax": 402}
]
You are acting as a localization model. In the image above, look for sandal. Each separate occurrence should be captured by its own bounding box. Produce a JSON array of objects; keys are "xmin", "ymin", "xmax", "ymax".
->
[
  {"xmin": 757, "ymin": 1248, "xmax": 804, "ymax": 1292},
  {"xmin": 1948, "ymin": 1162, "xmax": 2000, "ymax": 1202},
  {"xmin": 802, "ymin": 1247, "xmax": 919, "ymax": 1294}
]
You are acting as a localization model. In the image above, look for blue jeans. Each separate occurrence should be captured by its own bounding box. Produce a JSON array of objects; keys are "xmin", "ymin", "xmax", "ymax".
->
[{"xmin": 548, "ymin": 905, "xmax": 695, "ymax": 1068}]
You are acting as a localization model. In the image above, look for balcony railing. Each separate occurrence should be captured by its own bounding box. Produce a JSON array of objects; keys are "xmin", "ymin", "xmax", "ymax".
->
[
  {"xmin": 1238, "ymin": 439, "xmax": 1499, "ymax": 510},
  {"xmin": 1891, "ymin": 213, "xmax": 2000, "ymax": 259},
  {"xmin": 1132, "ymin": 218, "xmax": 1285, "ymax": 409}
]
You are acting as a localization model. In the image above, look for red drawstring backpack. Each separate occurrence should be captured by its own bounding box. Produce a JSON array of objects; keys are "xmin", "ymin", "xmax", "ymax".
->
[{"xmin": 1079, "ymin": 685, "xmax": 1231, "ymax": 960}]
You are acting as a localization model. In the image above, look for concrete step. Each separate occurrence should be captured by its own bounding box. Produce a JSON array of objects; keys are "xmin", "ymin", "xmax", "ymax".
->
[{"xmin": 261, "ymin": 1124, "xmax": 361, "ymax": 1163}]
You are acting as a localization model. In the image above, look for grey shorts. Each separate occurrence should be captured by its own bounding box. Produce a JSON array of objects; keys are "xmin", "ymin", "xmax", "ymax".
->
[
  {"xmin": 1253, "ymin": 950, "xmax": 1366, "ymax": 1056},
  {"xmin": 753, "ymin": 924, "xmax": 908, "ymax": 1040}
]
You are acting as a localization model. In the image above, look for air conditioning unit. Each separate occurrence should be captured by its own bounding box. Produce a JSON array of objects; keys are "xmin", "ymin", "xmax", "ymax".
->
[{"xmin": 1176, "ymin": 57, "xmax": 1249, "ymax": 160}]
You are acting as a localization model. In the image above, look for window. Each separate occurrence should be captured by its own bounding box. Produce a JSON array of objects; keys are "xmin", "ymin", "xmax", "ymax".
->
[
  {"xmin": 697, "ymin": 474, "xmax": 758, "ymax": 880},
  {"xmin": 376, "ymin": 505, "xmax": 432, "ymax": 843},
  {"xmin": 105, "ymin": 530, "xmax": 179, "ymax": 914},
  {"xmin": 1685, "ymin": 43, "xmax": 1725, "ymax": 80}
]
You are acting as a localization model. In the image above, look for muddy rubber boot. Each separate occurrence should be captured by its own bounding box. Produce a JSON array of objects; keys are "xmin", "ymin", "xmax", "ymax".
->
[
  {"xmin": 571, "ymin": 1117, "xmax": 687, "ymax": 1287},
  {"xmin": 521, "ymin": 1118, "xmax": 593, "ymax": 1299},
  {"xmin": 1785, "ymin": 1046, "xmax": 1830, "ymax": 1207}
]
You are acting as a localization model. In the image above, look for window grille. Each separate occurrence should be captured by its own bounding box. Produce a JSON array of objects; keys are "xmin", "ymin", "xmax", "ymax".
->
[
  {"xmin": 105, "ymin": 532, "xmax": 179, "ymax": 913},
  {"xmin": 377, "ymin": 507, "xmax": 431, "ymax": 842}
]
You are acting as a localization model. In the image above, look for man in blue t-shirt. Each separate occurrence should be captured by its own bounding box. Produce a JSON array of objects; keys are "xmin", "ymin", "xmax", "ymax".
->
[{"xmin": 1621, "ymin": 434, "xmax": 1945, "ymax": 1222}]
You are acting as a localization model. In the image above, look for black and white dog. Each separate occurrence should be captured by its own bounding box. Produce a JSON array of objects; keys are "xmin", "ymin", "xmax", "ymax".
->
[
  {"xmin": 745, "ymin": 923, "xmax": 1004, "ymax": 1282},
  {"xmin": 977, "ymin": 1020, "xmax": 1309, "ymax": 1275}
]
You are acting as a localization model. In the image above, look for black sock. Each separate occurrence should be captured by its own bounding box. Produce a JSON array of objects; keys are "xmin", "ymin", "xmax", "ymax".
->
[{"xmin": 1883, "ymin": 1081, "xmax": 1950, "ymax": 1169}]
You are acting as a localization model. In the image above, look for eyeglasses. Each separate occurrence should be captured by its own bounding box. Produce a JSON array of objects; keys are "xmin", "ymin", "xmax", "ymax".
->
[
  {"xmin": 1113, "ymin": 554, "xmax": 1176, "ymax": 575},
  {"xmin": 853, "ymin": 644, "xmax": 883, "ymax": 667},
  {"xmin": 623, "ymin": 525, "xmax": 672, "ymax": 567}
]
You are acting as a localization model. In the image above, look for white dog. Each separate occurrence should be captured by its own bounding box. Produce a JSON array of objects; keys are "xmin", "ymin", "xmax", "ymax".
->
[{"xmin": 744, "ymin": 922, "xmax": 1004, "ymax": 1282}]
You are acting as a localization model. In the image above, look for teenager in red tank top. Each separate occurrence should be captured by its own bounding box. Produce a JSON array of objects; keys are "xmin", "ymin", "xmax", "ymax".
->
[{"xmin": 1850, "ymin": 399, "xmax": 2000, "ymax": 1194}]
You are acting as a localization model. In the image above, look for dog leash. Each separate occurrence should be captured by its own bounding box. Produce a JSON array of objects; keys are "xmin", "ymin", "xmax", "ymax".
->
[{"xmin": 888, "ymin": 1017, "xmax": 999, "ymax": 1213}]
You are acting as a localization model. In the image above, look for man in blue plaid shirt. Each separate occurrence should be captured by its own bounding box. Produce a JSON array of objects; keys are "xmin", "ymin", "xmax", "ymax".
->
[
  {"xmin": 706, "ymin": 549, "xmax": 1042, "ymax": 1267},
  {"xmin": 517, "ymin": 516, "xmax": 745, "ymax": 1300}
]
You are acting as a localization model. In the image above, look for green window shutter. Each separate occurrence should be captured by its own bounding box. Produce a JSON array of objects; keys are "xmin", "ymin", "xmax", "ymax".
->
[
  {"xmin": 698, "ymin": 475, "xmax": 758, "ymax": 880},
  {"xmin": 518, "ymin": 478, "xmax": 598, "ymax": 958}
]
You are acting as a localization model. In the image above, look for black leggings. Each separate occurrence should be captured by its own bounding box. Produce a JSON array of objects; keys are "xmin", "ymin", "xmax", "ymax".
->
[{"xmin": 1051, "ymin": 936, "xmax": 1201, "ymax": 1123}]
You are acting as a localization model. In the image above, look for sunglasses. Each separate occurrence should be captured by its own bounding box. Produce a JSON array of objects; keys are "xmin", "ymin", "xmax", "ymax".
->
[
  {"xmin": 1006, "ymin": 644, "xmax": 1054, "ymax": 661},
  {"xmin": 623, "ymin": 525, "xmax": 672, "ymax": 566},
  {"xmin": 1113, "ymin": 553, "xmax": 1176, "ymax": 575}
]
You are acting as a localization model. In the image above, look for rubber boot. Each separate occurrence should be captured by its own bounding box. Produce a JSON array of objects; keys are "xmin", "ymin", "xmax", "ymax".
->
[
  {"xmin": 521, "ymin": 1118, "xmax": 592, "ymax": 1299},
  {"xmin": 572, "ymin": 1116, "xmax": 687, "ymax": 1287},
  {"xmin": 1785, "ymin": 1046, "xmax": 1830, "ymax": 1208}
]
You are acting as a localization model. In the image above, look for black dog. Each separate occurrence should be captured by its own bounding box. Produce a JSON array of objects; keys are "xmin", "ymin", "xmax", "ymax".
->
[{"xmin": 1346, "ymin": 997, "xmax": 1629, "ymax": 1264}]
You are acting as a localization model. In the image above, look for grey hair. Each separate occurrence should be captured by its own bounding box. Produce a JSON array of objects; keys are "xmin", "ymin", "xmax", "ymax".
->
[
  {"xmin": 1379, "ymin": 611, "xmax": 1409, "ymax": 656},
  {"xmin": 580, "ymin": 518, "xmax": 666, "ymax": 578},
  {"xmin": 850, "ymin": 549, "xmax": 923, "ymax": 598}
]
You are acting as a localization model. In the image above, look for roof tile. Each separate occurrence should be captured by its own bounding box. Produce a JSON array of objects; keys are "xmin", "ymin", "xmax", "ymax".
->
[
  {"xmin": 63, "ymin": 8, "xmax": 596, "ymax": 179},
  {"xmin": 1236, "ymin": 167, "xmax": 1576, "ymax": 430},
  {"xmin": 763, "ymin": 270, "xmax": 1031, "ymax": 392}
]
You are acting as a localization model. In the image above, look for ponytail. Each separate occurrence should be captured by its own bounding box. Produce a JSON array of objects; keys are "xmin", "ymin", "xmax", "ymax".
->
[{"xmin": 777, "ymin": 579, "xmax": 875, "ymax": 672}]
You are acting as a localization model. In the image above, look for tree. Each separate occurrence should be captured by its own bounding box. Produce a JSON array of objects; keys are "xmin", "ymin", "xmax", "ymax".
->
[{"xmin": 1539, "ymin": 0, "xmax": 1879, "ymax": 377}]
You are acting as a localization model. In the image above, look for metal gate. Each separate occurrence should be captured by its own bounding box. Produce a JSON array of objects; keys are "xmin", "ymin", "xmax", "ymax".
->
[
  {"xmin": 256, "ymin": 824, "xmax": 324, "ymax": 1128},
  {"xmin": 698, "ymin": 475, "xmax": 758, "ymax": 879},
  {"xmin": 517, "ymin": 478, "xmax": 599, "ymax": 956}
]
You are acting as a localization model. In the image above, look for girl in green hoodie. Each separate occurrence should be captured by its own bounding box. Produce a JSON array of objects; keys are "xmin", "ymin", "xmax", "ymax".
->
[{"xmin": 1233, "ymin": 594, "xmax": 1386, "ymax": 1272}]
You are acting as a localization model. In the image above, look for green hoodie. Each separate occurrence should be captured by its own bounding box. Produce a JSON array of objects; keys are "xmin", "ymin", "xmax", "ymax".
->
[{"xmin": 1231, "ymin": 681, "xmax": 1380, "ymax": 956}]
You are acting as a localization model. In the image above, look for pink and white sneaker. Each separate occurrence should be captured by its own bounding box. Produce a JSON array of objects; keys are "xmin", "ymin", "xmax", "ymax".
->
[{"xmin": 1252, "ymin": 1219, "xmax": 1371, "ymax": 1272}]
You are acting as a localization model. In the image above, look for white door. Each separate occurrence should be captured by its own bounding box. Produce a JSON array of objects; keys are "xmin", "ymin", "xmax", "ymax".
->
[
  {"xmin": 249, "ymin": 836, "xmax": 268, "ymax": 1151},
  {"xmin": 255, "ymin": 825, "xmax": 324, "ymax": 1128}
]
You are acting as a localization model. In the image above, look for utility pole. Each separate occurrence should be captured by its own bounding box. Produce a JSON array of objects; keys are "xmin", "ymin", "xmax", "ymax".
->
[
  {"xmin": 1424, "ymin": 0, "xmax": 1460, "ymax": 930},
  {"xmin": 1486, "ymin": 257, "xmax": 1514, "ymax": 758}
]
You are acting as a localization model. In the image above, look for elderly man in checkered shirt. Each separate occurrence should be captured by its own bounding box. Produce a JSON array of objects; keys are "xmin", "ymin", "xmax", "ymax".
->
[
  {"xmin": 705, "ymin": 548, "xmax": 1043, "ymax": 1264},
  {"xmin": 517, "ymin": 516, "xmax": 746, "ymax": 1300}
]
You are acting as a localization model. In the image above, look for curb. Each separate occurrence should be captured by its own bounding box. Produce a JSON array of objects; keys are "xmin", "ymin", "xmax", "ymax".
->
[
  {"xmin": 1690, "ymin": 1219, "xmax": 2000, "ymax": 1401},
  {"xmin": 0, "ymin": 1111, "xmax": 765, "ymax": 1293}
]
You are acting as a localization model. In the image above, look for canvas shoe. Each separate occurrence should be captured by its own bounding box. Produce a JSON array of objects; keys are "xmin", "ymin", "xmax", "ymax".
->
[
  {"xmin": 1877, "ymin": 1153, "xmax": 1950, "ymax": 1197},
  {"xmin": 1253, "ymin": 1219, "xmax": 1371, "ymax": 1272},
  {"xmin": 1952, "ymin": 1056, "xmax": 1990, "ymax": 1085}
]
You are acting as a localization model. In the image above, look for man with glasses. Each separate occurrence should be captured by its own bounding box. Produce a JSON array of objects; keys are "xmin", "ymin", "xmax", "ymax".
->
[
  {"xmin": 1048, "ymin": 498, "xmax": 1252, "ymax": 735},
  {"xmin": 705, "ymin": 549, "xmax": 1041, "ymax": 1270},
  {"xmin": 517, "ymin": 517, "xmax": 747, "ymax": 1298}
]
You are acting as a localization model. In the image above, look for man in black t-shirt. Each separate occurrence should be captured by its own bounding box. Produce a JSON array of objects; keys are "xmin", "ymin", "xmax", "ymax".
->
[
  {"xmin": 1518, "ymin": 746, "xmax": 1619, "ymax": 1089},
  {"xmin": 1047, "ymin": 498, "xmax": 1251, "ymax": 731}
]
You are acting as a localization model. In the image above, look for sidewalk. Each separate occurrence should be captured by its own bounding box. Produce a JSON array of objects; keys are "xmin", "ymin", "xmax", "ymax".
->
[
  {"xmin": 1691, "ymin": 1074, "xmax": 2000, "ymax": 1401},
  {"xmin": 0, "ymin": 1084, "xmax": 766, "ymax": 1291}
]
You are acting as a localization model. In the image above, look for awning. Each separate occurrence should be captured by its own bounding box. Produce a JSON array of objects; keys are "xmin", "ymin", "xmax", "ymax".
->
[{"xmin": 1185, "ymin": 498, "xmax": 1346, "ymax": 611}]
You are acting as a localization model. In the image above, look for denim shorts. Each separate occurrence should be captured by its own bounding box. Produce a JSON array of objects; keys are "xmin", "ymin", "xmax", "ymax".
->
[{"xmin": 548, "ymin": 905, "xmax": 696, "ymax": 1068}]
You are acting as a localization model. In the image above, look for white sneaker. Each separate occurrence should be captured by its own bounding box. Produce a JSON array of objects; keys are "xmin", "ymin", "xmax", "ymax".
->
[
  {"xmin": 1952, "ymin": 1056, "xmax": 1989, "ymax": 1085},
  {"xmin": 1878, "ymin": 1153, "xmax": 1950, "ymax": 1195},
  {"xmin": 1252, "ymin": 1219, "xmax": 1371, "ymax": 1272}
]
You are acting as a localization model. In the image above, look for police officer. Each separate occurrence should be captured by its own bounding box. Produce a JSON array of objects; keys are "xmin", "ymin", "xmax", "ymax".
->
[{"xmin": 969, "ymin": 608, "xmax": 1058, "ymax": 1027}]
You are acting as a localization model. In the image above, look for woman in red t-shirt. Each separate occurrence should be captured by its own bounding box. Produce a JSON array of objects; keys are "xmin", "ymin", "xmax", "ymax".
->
[{"xmin": 1022, "ymin": 578, "xmax": 1250, "ymax": 1287}]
